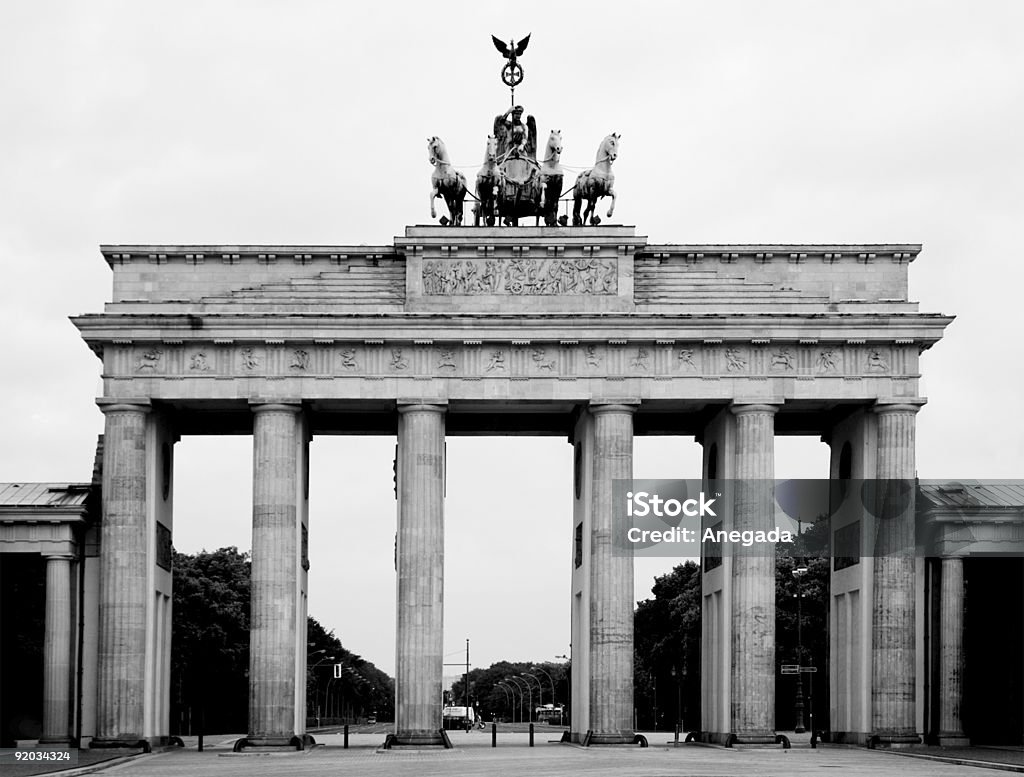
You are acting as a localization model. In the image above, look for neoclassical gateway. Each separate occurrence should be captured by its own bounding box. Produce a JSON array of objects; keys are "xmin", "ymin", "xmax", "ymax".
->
[{"xmin": 3, "ymin": 223, "xmax": 1022, "ymax": 749}]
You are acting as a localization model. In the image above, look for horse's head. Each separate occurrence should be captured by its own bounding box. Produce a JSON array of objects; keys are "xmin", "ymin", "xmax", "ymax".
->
[
  {"xmin": 484, "ymin": 134, "xmax": 497, "ymax": 162},
  {"xmin": 427, "ymin": 135, "xmax": 446, "ymax": 166},
  {"xmin": 602, "ymin": 132, "xmax": 620, "ymax": 162},
  {"xmin": 546, "ymin": 129, "xmax": 563, "ymax": 159}
]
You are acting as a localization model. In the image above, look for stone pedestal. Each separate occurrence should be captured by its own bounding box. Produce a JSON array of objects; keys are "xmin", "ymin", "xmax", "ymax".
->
[
  {"xmin": 870, "ymin": 403, "xmax": 921, "ymax": 744},
  {"xmin": 938, "ymin": 557, "xmax": 969, "ymax": 746},
  {"xmin": 93, "ymin": 402, "xmax": 150, "ymax": 747},
  {"xmin": 394, "ymin": 404, "xmax": 446, "ymax": 746},
  {"xmin": 247, "ymin": 402, "xmax": 304, "ymax": 747},
  {"xmin": 40, "ymin": 554, "xmax": 73, "ymax": 744},
  {"xmin": 729, "ymin": 404, "xmax": 777, "ymax": 743},
  {"xmin": 587, "ymin": 404, "xmax": 635, "ymax": 744}
]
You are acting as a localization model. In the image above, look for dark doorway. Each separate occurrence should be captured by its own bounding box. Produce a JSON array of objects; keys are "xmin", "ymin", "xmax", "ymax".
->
[{"xmin": 0, "ymin": 554, "xmax": 45, "ymax": 746}]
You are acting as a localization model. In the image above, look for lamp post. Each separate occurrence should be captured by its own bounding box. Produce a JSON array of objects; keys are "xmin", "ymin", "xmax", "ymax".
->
[
  {"xmin": 556, "ymin": 654, "xmax": 570, "ymax": 727},
  {"xmin": 792, "ymin": 565, "xmax": 808, "ymax": 734},
  {"xmin": 521, "ymin": 673, "xmax": 543, "ymax": 713},
  {"xmin": 499, "ymin": 681, "xmax": 520, "ymax": 723},
  {"xmin": 494, "ymin": 682, "xmax": 512, "ymax": 722},
  {"xmin": 307, "ymin": 652, "xmax": 336, "ymax": 727},
  {"xmin": 506, "ymin": 676, "xmax": 530, "ymax": 722}
]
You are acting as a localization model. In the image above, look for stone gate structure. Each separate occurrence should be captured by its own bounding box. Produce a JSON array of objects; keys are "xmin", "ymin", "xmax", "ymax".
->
[{"xmin": 69, "ymin": 225, "xmax": 955, "ymax": 748}]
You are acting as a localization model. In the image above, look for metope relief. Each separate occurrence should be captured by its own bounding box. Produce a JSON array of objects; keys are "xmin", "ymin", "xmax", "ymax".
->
[{"xmin": 422, "ymin": 257, "xmax": 617, "ymax": 295}]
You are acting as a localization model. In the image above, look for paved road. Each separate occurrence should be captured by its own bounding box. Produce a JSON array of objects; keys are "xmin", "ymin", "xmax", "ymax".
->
[{"xmin": 80, "ymin": 733, "xmax": 1017, "ymax": 777}]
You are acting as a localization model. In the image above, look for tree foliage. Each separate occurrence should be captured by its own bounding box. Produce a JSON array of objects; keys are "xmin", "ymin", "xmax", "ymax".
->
[{"xmin": 306, "ymin": 616, "xmax": 394, "ymax": 723}]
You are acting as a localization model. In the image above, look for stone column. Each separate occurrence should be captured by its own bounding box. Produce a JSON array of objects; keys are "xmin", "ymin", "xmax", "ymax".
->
[
  {"xmin": 40, "ymin": 554, "xmax": 74, "ymax": 744},
  {"xmin": 394, "ymin": 404, "xmax": 445, "ymax": 746},
  {"xmin": 870, "ymin": 403, "xmax": 920, "ymax": 743},
  {"xmin": 248, "ymin": 402, "xmax": 302, "ymax": 746},
  {"xmin": 94, "ymin": 401, "xmax": 150, "ymax": 747},
  {"xmin": 730, "ymin": 403, "xmax": 777, "ymax": 742},
  {"xmin": 588, "ymin": 404, "xmax": 635, "ymax": 744},
  {"xmin": 938, "ymin": 557, "xmax": 969, "ymax": 746}
]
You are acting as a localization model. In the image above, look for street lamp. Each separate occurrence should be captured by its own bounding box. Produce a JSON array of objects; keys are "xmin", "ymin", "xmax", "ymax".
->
[
  {"xmin": 308, "ymin": 654, "xmax": 336, "ymax": 727},
  {"xmin": 532, "ymin": 666, "xmax": 559, "ymax": 725},
  {"xmin": 792, "ymin": 566, "xmax": 809, "ymax": 734},
  {"xmin": 556, "ymin": 654, "xmax": 571, "ymax": 727},
  {"xmin": 506, "ymin": 676, "xmax": 530, "ymax": 722},
  {"xmin": 494, "ymin": 682, "xmax": 512, "ymax": 722},
  {"xmin": 521, "ymin": 673, "xmax": 543, "ymax": 711},
  {"xmin": 498, "ymin": 681, "xmax": 520, "ymax": 723}
]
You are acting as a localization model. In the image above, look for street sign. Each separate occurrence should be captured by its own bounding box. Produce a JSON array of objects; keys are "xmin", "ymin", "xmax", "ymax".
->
[
  {"xmin": 781, "ymin": 665, "xmax": 799, "ymax": 675},
  {"xmin": 334, "ymin": 662, "xmax": 343, "ymax": 679},
  {"xmin": 800, "ymin": 666, "xmax": 818, "ymax": 673}
]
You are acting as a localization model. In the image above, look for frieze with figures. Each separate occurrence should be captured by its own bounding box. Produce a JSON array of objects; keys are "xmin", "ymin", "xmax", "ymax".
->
[
  {"xmin": 116, "ymin": 340, "xmax": 917, "ymax": 381},
  {"xmin": 422, "ymin": 257, "xmax": 617, "ymax": 296}
]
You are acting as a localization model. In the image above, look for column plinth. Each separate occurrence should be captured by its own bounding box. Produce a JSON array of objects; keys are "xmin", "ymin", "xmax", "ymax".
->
[
  {"xmin": 40, "ymin": 554, "xmax": 74, "ymax": 745},
  {"xmin": 938, "ymin": 557, "xmax": 969, "ymax": 746},
  {"xmin": 247, "ymin": 402, "xmax": 303, "ymax": 747},
  {"xmin": 870, "ymin": 403, "xmax": 921, "ymax": 744},
  {"xmin": 729, "ymin": 403, "xmax": 777, "ymax": 743},
  {"xmin": 394, "ymin": 404, "xmax": 446, "ymax": 747},
  {"xmin": 93, "ymin": 402, "xmax": 150, "ymax": 748},
  {"xmin": 587, "ymin": 403, "xmax": 635, "ymax": 744}
]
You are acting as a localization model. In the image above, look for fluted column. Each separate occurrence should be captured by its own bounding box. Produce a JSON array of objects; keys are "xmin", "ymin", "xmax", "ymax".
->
[
  {"xmin": 94, "ymin": 401, "xmax": 150, "ymax": 746},
  {"xmin": 248, "ymin": 402, "xmax": 302, "ymax": 745},
  {"xmin": 395, "ymin": 404, "xmax": 445, "ymax": 746},
  {"xmin": 938, "ymin": 557, "xmax": 969, "ymax": 746},
  {"xmin": 730, "ymin": 403, "xmax": 777, "ymax": 742},
  {"xmin": 871, "ymin": 403, "xmax": 920, "ymax": 743},
  {"xmin": 41, "ymin": 554, "xmax": 74, "ymax": 744},
  {"xmin": 588, "ymin": 404, "xmax": 635, "ymax": 744}
]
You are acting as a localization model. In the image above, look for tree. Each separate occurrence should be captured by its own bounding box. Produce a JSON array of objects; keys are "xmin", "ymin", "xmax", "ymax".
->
[
  {"xmin": 170, "ymin": 547, "xmax": 251, "ymax": 734},
  {"xmin": 306, "ymin": 617, "xmax": 394, "ymax": 723}
]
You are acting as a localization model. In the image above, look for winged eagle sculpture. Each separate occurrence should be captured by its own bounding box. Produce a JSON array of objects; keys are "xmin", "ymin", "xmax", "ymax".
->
[{"xmin": 492, "ymin": 33, "xmax": 531, "ymax": 88}]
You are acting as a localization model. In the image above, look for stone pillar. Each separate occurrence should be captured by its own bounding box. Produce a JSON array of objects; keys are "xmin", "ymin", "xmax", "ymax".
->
[
  {"xmin": 394, "ymin": 404, "xmax": 446, "ymax": 746},
  {"xmin": 248, "ymin": 402, "xmax": 302, "ymax": 746},
  {"xmin": 730, "ymin": 403, "xmax": 777, "ymax": 742},
  {"xmin": 94, "ymin": 402, "xmax": 150, "ymax": 747},
  {"xmin": 870, "ymin": 403, "xmax": 920, "ymax": 743},
  {"xmin": 588, "ymin": 403, "xmax": 635, "ymax": 744},
  {"xmin": 938, "ymin": 557, "xmax": 969, "ymax": 746},
  {"xmin": 40, "ymin": 554, "xmax": 74, "ymax": 744}
]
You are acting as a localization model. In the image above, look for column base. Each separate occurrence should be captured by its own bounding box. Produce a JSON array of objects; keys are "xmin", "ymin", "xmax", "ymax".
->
[
  {"xmin": 383, "ymin": 730, "xmax": 452, "ymax": 749},
  {"xmin": 584, "ymin": 729, "xmax": 639, "ymax": 745},
  {"xmin": 38, "ymin": 735, "xmax": 72, "ymax": 746},
  {"xmin": 867, "ymin": 732, "xmax": 922, "ymax": 748},
  {"xmin": 937, "ymin": 734, "xmax": 970, "ymax": 747},
  {"xmin": 233, "ymin": 734, "xmax": 310, "ymax": 751},
  {"xmin": 89, "ymin": 737, "xmax": 152, "ymax": 752}
]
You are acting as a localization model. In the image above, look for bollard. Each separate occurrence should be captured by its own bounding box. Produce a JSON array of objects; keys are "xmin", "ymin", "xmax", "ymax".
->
[
  {"xmin": 674, "ymin": 723, "xmax": 679, "ymax": 746},
  {"xmin": 529, "ymin": 723, "xmax": 534, "ymax": 747},
  {"xmin": 492, "ymin": 722, "xmax": 497, "ymax": 747},
  {"xmin": 343, "ymin": 724, "xmax": 349, "ymax": 749}
]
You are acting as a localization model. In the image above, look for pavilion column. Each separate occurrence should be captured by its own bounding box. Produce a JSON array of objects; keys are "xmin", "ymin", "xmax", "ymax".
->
[
  {"xmin": 730, "ymin": 403, "xmax": 777, "ymax": 742},
  {"xmin": 40, "ymin": 554, "xmax": 74, "ymax": 744},
  {"xmin": 94, "ymin": 401, "xmax": 150, "ymax": 746},
  {"xmin": 870, "ymin": 402, "xmax": 921, "ymax": 743},
  {"xmin": 938, "ymin": 557, "xmax": 969, "ymax": 746},
  {"xmin": 394, "ymin": 404, "xmax": 446, "ymax": 746},
  {"xmin": 248, "ymin": 402, "xmax": 302, "ymax": 746},
  {"xmin": 588, "ymin": 403, "xmax": 635, "ymax": 744}
]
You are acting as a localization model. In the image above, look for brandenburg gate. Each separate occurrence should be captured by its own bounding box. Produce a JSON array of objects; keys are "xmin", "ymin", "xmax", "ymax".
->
[{"xmin": 70, "ymin": 225, "xmax": 951, "ymax": 748}]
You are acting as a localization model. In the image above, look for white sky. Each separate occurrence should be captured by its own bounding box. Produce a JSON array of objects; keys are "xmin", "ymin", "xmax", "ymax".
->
[{"xmin": 2, "ymin": 1, "xmax": 1022, "ymax": 676}]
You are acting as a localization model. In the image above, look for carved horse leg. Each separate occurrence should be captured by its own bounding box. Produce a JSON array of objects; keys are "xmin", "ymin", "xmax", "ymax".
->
[
  {"xmin": 430, "ymin": 184, "xmax": 438, "ymax": 219},
  {"xmin": 606, "ymin": 185, "xmax": 617, "ymax": 218}
]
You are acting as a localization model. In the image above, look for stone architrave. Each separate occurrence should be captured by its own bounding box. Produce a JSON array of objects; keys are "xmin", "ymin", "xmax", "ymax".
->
[
  {"xmin": 730, "ymin": 403, "xmax": 778, "ymax": 743},
  {"xmin": 394, "ymin": 404, "xmax": 446, "ymax": 746}
]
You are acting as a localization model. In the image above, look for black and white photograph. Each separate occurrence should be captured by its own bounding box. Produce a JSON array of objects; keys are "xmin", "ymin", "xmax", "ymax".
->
[{"xmin": 1, "ymin": 2, "xmax": 1022, "ymax": 775}]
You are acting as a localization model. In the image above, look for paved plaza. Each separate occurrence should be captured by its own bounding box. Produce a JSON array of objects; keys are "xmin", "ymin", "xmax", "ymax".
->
[{"xmin": 9, "ymin": 732, "xmax": 1020, "ymax": 777}]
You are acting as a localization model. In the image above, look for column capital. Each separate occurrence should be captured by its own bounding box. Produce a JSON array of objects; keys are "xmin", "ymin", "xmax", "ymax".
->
[
  {"xmin": 589, "ymin": 400, "xmax": 639, "ymax": 415},
  {"xmin": 873, "ymin": 401, "xmax": 925, "ymax": 415},
  {"xmin": 730, "ymin": 402, "xmax": 780, "ymax": 417},
  {"xmin": 96, "ymin": 398, "xmax": 151, "ymax": 415},
  {"xmin": 42, "ymin": 553, "xmax": 75, "ymax": 561},
  {"xmin": 249, "ymin": 400, "xmax": 302, "ymax": 414},
  {"xmin": 397, "ymin": 402, "xmax": 447, "ymax": 415}
]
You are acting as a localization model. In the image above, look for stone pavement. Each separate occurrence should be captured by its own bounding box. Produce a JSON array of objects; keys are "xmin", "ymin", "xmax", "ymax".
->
[{"xmin": 52, "ymin": 732, "xmax": 1020, "ymax": 777}]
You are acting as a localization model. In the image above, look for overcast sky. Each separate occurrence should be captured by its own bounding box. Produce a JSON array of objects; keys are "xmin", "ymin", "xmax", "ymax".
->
[{"xmin": 2, "ymin": 1, "xmax": 1022, "ymax": 677}]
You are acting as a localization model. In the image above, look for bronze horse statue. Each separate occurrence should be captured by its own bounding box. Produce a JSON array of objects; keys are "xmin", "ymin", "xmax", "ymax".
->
[
  {"xmin": 539, "ymin": 129, "xmax": 564, "ymax": 227},
  {"xmin": 428, "ymin": 136, "xmax": 467, "ymax": 226},
  {"xmin": 474, "ymin": 135, "xmax": 500, "ymax": 226},
  {"xmin": 572, "ymin": 133, "xmax": 619, "ymax": 226}
]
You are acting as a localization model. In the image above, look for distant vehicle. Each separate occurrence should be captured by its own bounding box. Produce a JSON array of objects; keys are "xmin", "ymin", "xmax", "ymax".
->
[
  {"xmin": 443, "ymin": 705, "xmax": 478, "ymax": 730},
  {"xmin": 367, "ymin": 715, "xmax": 377, "ymax": 724}
]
